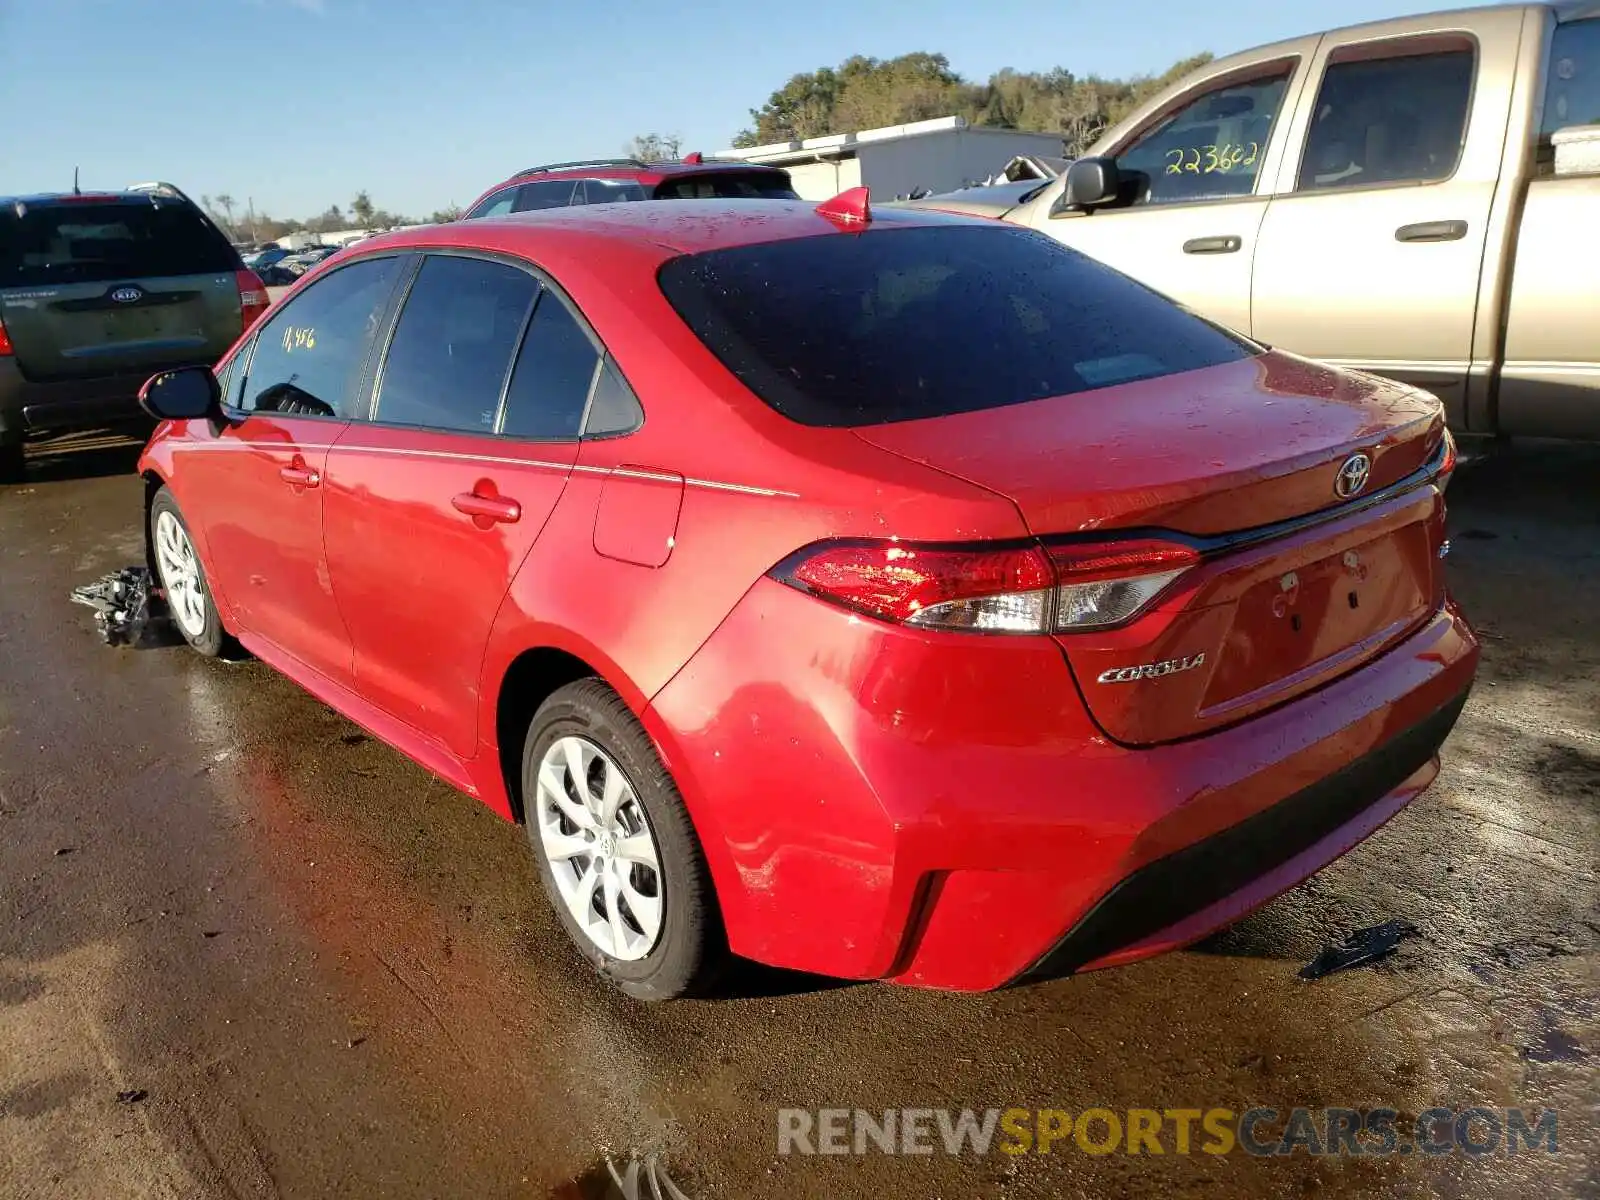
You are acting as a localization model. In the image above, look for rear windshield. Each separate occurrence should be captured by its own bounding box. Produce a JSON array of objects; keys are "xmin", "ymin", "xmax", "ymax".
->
[
  {"xmin": 0, "ymin": 200, "xmax": 239, "ymax": 288},
  {"xmin": 657, "ymin": 223, "xmax": 1256, "ymax": 426},
  {"xmin": 652, "ymin": 171, "xmax": 799, "ymax": 200}
]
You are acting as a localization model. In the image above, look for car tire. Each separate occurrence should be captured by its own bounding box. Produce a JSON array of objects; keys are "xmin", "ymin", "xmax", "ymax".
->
[
  {"xmin": 522, "ymin": 678, "xmax": 725, "ymax": 1001},
  {"xmin": 0, "ymin": 440, "xmax": 23, "ymax": 484},
  {"xmin": 149, "ymin": 487, "xmax": 228, "ymax": 657}
]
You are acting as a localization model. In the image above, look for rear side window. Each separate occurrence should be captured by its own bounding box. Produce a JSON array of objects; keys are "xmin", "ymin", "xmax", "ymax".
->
[
  {"xmin": 0, "ymin": 200, "xmax": 238, "ymax": 287},
  {"xmin": 374, "ymin": 255, "xmax": 539, "ymax": 433},
  {"xmin": 1298, "ymin": 41, "xmax": 1475, "ymax": 190},
  {"xmin": 657, "ymin": 224, "xmax": 1254, "ymax": 427},
  {"xmin": 500, "ymin": 291, "xmax": 600, "ymax": 440},
  {"xmin": 239, "ymin": 256, "xmax": 403, "ymax": 418},
  {"xmin": 1544, "ymin": 18, "xmax": 1600, "ymax": 134},
  {"xmin": 580, "ymin": 178, "xmax": 648, "ymax": 205},
  {"xmin": 652, "ymin": 171, "xmax": 799, "ymax": 200}
]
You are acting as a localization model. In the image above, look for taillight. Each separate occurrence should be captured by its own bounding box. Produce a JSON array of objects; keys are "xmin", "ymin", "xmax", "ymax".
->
[
  {"xmin": 772, "ymin": 537, "xmax": 1199, "ymax": 634},
  {"xmin": 236, "ymin": 269, "xmax": 270, "ymax": 333},
  {"xmin": 1044, "ymin": 539, "xmax": 1199, "ymax": 631},
  {"xmin": 0, "ymin": 314, "xmax": 12, "ymax": 357},
  {"xmin": 1435, "ymin": 427, "xmax": 1458, "ymax": 491}
]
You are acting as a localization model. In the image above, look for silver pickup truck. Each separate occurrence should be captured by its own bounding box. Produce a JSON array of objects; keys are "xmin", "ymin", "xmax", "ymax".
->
[{"xmin": 917, "ymin": 3, "xmax": 1600, "ymax": 440}]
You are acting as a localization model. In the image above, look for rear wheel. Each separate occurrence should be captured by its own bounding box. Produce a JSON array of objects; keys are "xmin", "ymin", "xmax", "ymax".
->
[
  {"xmin": 149, "ymin": 488, "xmax": 227, "ymax": 657},
  {"xmin": 522, "ymin": 679, "xmax": 725, "ymax": 1001},
  {"xmin": 0, "ymin": 440, "xmax": 23, "ymax": 484}
]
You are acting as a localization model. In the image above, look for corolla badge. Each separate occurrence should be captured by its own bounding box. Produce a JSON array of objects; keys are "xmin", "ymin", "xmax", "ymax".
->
[
  {"xmin": 110, "ymin": 286, "xmax": 145, "ymax": 304},
  {"xmin": 1335, "ymin": 452, "xmax": 1372, "ymax": 499},
  {"xmin": 1097, "ymin": 652, "xmax": 1206, "ymax": 684}
]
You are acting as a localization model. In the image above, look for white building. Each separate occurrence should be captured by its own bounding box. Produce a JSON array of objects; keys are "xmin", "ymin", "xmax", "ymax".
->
[{"xmin": 714, "ymin": 116, "xmax": 1066, "ymax": 201}]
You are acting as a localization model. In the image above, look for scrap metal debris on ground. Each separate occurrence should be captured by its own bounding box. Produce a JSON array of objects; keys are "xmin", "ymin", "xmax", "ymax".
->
[
  {"xmin": 1299, "ymin": 919, "xmax": 1419, "ymax": 981},
  {"xmin": 69, "ymin": 567, "xmax": 165, "ymax": 647}
]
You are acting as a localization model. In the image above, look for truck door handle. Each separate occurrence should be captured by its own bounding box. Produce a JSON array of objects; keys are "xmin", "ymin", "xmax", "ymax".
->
[
  {"xmin": 279, "ymin": 463, "xmax": 320, "ymax": 488},
  {"xmin": 1396, "ymin": 220, "xmax": 1467, "ymax": 243},
  {"xmin": 452, "ymin": 491, "xmax": 521, "ymax": 525},
  {"xmin": 1182, "ymin": 235, "xmax": 1242, "ymax": 255}
]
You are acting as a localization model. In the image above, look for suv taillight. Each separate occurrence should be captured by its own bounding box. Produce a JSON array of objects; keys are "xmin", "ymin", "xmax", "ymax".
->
[
  {"xmin": 236, "ymin": 269, "xmax": 270, "ymax": 333},
  {"xmin": 0, "ymin": 314, "xmax": 12, "ymax": 357},
  {"xmin": 772, "ymin": 537, "xmax": 1200, "ymax": 635}
]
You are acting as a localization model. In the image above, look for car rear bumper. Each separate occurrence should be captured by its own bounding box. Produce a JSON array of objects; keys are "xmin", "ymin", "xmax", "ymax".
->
[
  {"xmin": 0, "ymin": 358, "xmax": 203, "ymax": 440},
  {"xmin": 646, "ymin": 577, "xmax": 1480, "ymax": 991}
]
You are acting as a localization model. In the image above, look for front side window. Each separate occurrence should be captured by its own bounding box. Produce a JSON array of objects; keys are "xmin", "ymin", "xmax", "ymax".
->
[
  {"xmin": 1543, "ymin": 18, "xmax": 1600, "ymax": 134},
  {"xmin": 514, "ymin": 180, "xmax": 582, "ymax": 211},
  {"xmin": 499, "ymin": 290, "xmax": 602, "ymax": 440},
  {"xmin": 465, "ymin": 188, "xmax": 517, "ymax": 220},
  {"xmin": 658, "ymin": 223, "xmax": 1255, "ymax": 427},
  {"xmin": 1298, "ymin": 41, "xmax": 1475, "ymax": 190},
  {"xmin": 1114, "ymin": 66, "xmax": 1294, "ymax": 205},
  {"xmin": 238, "ymin": 256, "xmax": 403, "ymax": 418},
  {"xmin": 373, "ymin": 255, "xmax": 539, "ymax": 433}
]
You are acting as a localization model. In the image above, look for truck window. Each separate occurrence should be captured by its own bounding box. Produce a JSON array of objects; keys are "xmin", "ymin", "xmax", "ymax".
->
[
  {"xmin": 1543, "ymin": 18, "xmax": 1600, "ymax": 135},
  {"xmin": 1113, "ymin": 63, "xmax": 1295, "ymax": 206},
  {"xmin": 1297, "ymin": 38, "xmax": 1475, "ymax": 191}
]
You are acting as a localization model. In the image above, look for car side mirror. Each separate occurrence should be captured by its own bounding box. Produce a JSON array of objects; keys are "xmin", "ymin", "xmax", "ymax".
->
[
  {"xmin": 1062, "ymin": 157, "xmax": 1122, "ymax": 209},
  {"xmin": 140, "ymin": 366, "xmax": 221, "ymax": 423}
]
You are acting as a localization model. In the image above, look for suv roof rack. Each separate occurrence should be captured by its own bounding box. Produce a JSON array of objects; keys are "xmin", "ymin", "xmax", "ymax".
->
[
  {"xmin": 514, "ymin": 158, "xmax": 648, "ymax": 177},
  {"xmin": 126, "ymin": 180, "xmax": 196, "ymax": 205}
]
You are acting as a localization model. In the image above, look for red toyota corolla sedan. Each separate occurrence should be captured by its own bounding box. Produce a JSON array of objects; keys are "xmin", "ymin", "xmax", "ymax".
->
[{"xmin": 135, "ymin": 194, "xmax": 1478, "ymax": 1000}]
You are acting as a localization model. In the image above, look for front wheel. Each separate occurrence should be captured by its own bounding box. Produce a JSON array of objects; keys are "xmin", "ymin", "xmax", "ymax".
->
[
  {"xmin": 522, "ymin": 679, "xmax": 725, "ymax": 1001},
  {"xmin": 149, "ymin": 488, "xmax": 227, "ymax": 657}
]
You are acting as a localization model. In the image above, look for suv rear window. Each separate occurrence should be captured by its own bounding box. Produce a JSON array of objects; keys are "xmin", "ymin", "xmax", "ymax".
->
[
  {"xmin": 657, "ymin": 224, "xmax": 1256, "ymax": 426},
  {"xmin": 0, "ymin": 200, "xmax": 238, "ymax": 288},
  {"xmin": 652, "ymin": 171, "xmax": 799, "ymax": 200}
]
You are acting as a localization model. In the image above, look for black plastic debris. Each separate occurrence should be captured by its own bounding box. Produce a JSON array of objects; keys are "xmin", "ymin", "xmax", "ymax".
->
[
  {"xmin": 70, "ymin": 567, "xmax": 165, "ymax": 647},
  {"xmin": 1299, "ymin": 919, "xmax": 1418, "ymax": 981}
]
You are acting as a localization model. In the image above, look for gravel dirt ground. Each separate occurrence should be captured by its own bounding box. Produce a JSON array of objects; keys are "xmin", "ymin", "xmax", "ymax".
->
[{"xmin": 0, "ymin": 430, "xmax": 1595, "ymax": 1198}]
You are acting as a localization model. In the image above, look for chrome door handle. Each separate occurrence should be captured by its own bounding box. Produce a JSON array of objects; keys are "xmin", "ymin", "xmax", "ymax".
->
[
  {"xmin": 1396, "ymin": 220, "xmax": 1467, "ymax": 243},
  {"xmin": 279, "ymin": 464, "xmax": 320, "ymax": 487},
  {"xmin": 1182, "ymin": 235, "xmax": 1242, "ymax": 255}
]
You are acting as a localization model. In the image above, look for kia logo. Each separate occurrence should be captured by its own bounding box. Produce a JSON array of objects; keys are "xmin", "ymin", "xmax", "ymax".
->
[
  {"xmin": 110, "ymin": 286, "xmax": 144, "ymax": 304},
  {"xmin": 1335, "ymin": 453, "xmax": 1372, "ymax": 499}
]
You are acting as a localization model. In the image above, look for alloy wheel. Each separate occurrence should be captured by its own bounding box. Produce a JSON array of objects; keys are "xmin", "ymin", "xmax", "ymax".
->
[
  {"xmin": 153, "ymin": 509, "xmax": 208, "ymax": 638},
  {"xmin": 535, "ymin": 736, "xmax": 664, "ymax": 961}
]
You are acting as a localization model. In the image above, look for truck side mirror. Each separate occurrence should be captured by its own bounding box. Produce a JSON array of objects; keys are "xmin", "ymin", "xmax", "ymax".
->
[{"xmin": 1063, "ymin": 157, "xmax": 1122, "ymax": 209}]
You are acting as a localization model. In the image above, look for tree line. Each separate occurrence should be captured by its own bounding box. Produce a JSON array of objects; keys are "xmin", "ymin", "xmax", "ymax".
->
[
  {"xmin": 726, "ymin": 50, "xmax": 1215, "ymax": 154},
  {"xmin": 200, "ymin": 190, "xmax": 464, "ymax": 244}
]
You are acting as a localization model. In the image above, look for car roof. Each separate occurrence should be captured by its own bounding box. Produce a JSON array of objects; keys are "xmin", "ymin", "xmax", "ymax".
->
[
  {"xmin": 1, "ymin": 189, "xmax": 171, "ymax": 208},
  {"xmin": 355, "ymin": 198, "xmax": 984, "ymax": 258},
  {"xmin": 509, "ymin": 157, "xmax": 787, "ymax": 184}
]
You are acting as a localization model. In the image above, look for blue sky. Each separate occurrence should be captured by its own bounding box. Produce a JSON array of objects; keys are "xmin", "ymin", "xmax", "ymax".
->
[{"xmin": 3, "ymin": 0, "xmax": 1486, "ymax": 220}]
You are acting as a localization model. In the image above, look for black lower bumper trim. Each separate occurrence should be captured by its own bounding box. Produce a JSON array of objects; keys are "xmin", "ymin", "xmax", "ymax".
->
[{"xmin": 1013, "ymin": 686, "xmax": 1471, "ymax": 984}]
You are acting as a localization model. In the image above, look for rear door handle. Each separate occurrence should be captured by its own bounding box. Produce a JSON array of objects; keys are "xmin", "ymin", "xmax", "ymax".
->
[
  {"xmin": 279, "ymin": 464, "xmax": 320, "ymax": 488},
  {"xmin": 1182, "ymin": 235, "xmax": 1242, "ymax": 255},
  {"xmin": 1396, "ymin": 220, "xmax": 1467, "ymax": 243},
  {"xmin": 452, "ymin": 491, "xmax": 522, "ymax": 524}
]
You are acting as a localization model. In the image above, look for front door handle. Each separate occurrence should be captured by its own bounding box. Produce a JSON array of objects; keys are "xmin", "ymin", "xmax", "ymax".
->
[
  {"xmin": 279, "ymin": 463, "xmax": 320, "ymax": 488},
  {"xmin": 1182, "ymin": 235, "xmax": 1242, "ymax": 255},
  {"xmin": 452, "ymin": 491, "xmax": 522, "ymax": 525},
  {"xmin": 1396, "ymin": 220, "xmax": 1468, "ymax": 243}
]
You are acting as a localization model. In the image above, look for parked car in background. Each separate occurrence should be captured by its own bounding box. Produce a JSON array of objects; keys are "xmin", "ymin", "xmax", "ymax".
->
[
  {"xmin": 280, "ymin": 245, "xmax": 341, "ymax": 276},
  {"xmin": 907, "ymin": 2, "xmax": 1600, "ymax": 442},
  {"xmin": 462, "ymin": 155, "xmax": 798, "ymax": 218},
  {"xmin": 135, "ymin": 196, "xmax": 1475, "ymax": 1001},
  {"xmin": 0, "ymin": 182, "xmax": 268, "ymax": 481}
]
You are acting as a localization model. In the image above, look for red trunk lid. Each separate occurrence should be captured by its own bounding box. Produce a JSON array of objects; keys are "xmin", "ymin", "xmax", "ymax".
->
[{"xmin": 854, "ymin": 351, "xmax": 1451, "ymax": 745}]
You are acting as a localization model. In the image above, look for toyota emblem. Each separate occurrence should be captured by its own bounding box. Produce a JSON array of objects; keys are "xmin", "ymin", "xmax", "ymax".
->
[
  {"xmin": 1335, "ymin": 453, "xmax": 1372, "ymax": 499},
  {"xmin": 110, "ymin": 286, "xmax": 144, "ymax": 304}
]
